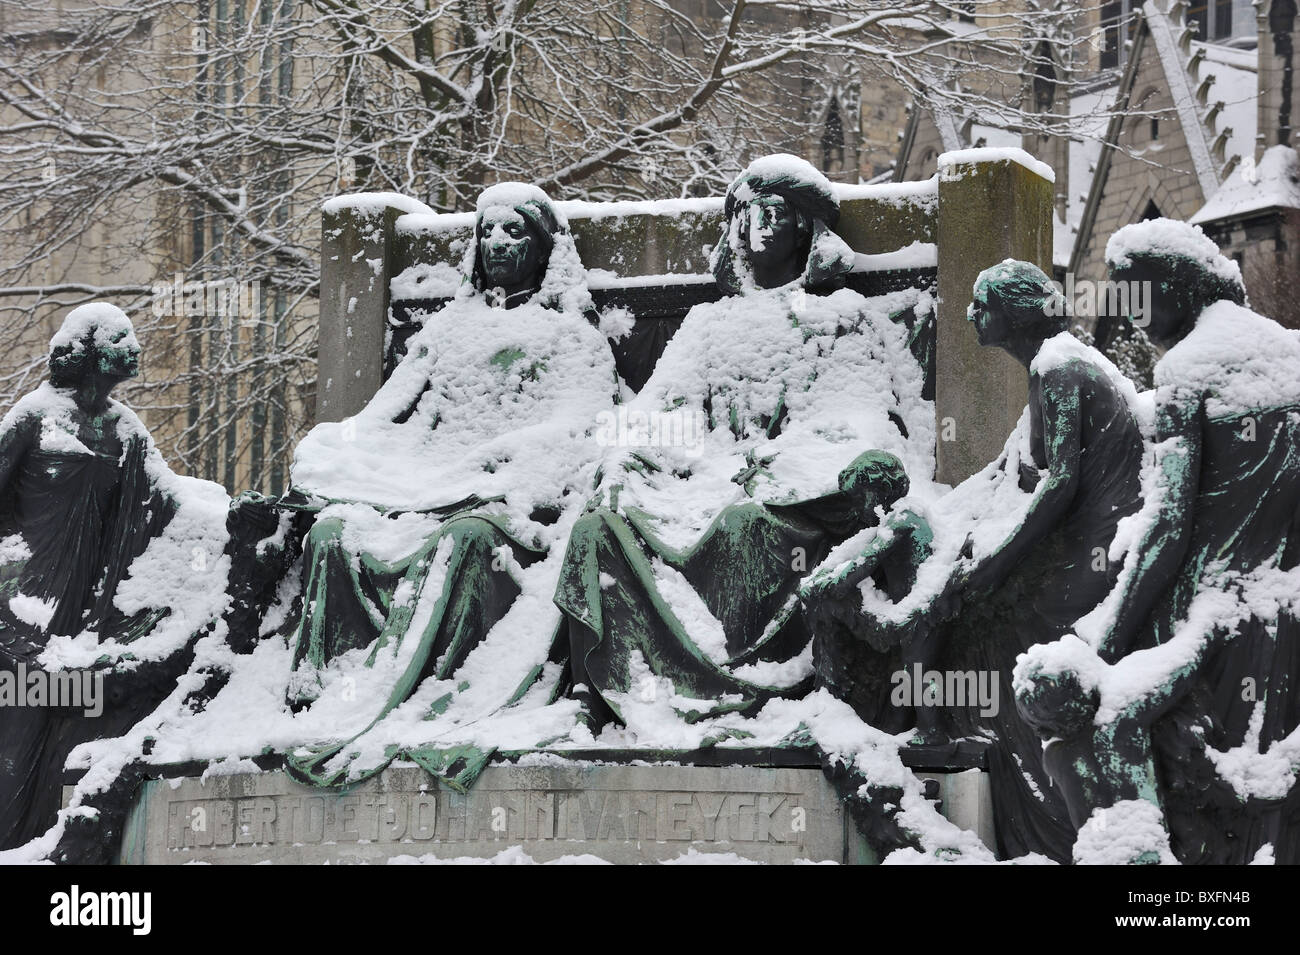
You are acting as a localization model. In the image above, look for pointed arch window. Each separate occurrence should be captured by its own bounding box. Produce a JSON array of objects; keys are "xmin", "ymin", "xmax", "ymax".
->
[{"xmin": 1033, "ymin": 42, "xmax": 1058, "ymax": 113}]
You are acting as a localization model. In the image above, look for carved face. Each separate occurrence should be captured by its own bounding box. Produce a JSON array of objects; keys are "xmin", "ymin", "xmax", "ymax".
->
[
  {"xmin": 478, "ymin": 208, "xmax": 542, "ymax": 293},
  {"xmin": 96, "ymin": 324, "xmax": 141, "ymax": 380},
  {"xmin": 967, "ymin": 284, "xmax": 1008, "ymax": 347},
  {"xmin": 743, "ymin": 194, "xmax": 799, "ymax": 283}
]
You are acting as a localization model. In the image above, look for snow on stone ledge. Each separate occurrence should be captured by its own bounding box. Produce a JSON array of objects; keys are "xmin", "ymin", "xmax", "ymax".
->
[
  {"xmin": 390, "ymin": 262, "xmax": 463, "ymax": 299},
  {"xmin": 322, "ymin": 191, "xmax": 437, "ymax": 218},
  {"xmin": 937, "ymin": 146, "xmax": 1056, "ymax": 184},
  {"xmin": 584, "ymin": 269, "xmax": 716, "ymax": 290},
  {"xmin": 853, "ymin": 241, "xmax": 937, "ymax": 272},
  {"xmin": 391, "ymin": 177, "xmax": 939, "ymax": 237}
]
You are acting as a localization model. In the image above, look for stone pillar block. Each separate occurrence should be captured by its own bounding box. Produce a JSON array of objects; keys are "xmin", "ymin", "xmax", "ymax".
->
[
  {"xmin": 317, "ymin": 200, "xmax": 403, "ymax": 423},
  {"xmin": 935, "ymin": 149, "xmax": 1055, "ymax": 485}
]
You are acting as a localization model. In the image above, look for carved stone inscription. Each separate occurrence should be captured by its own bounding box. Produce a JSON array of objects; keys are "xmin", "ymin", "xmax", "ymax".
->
[{"xmin": 124, "ymin": 765, "xmax": 864, "ymax": 864}]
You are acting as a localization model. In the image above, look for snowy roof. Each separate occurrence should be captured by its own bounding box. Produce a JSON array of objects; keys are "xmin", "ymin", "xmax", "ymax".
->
[
  {"xmin": 967, "ymin": 123, "xmax": 1020, "ymax": 150},
  {"xmin": 1068, "ymin": 3, "xmax": 1262, "ymax": 272},
  {"xmin": 1192, "ymin": 145, "xmax": 1300, "ymax": 223}
]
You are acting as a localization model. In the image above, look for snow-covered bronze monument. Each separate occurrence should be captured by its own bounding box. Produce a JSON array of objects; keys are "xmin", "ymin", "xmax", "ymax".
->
[
  {"xmin": 555, "ymin": 156, "xmax": 932, "ymax": 731},
  {"xmin": 6, "ymin": 150, "xmax": 1296, "ymax": 867}
]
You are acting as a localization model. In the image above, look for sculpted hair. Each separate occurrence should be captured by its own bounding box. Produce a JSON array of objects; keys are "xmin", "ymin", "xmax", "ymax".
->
[
  {"xmin": 1015, "ymin": 667, "xmax": 1100, "ymax": 740},
  {"xmin": 841, "ymin": 450, "xmax": 909, "ymax": 509},
  {"xmin": 1119, "ymin": 249, "xmax": 1247, "ymax": 315},
  {"xmin": 978, "ymin": 260, "xmax": 1068, "ymax": 338}
]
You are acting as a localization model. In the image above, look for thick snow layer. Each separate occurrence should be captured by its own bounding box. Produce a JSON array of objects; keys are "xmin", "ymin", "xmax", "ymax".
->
[
  {"xmin": 732, "ymin": 154, "xmax": 835, "ymax": 203},
  {"xmin": 292, "ymin": 297, "xmax": 616, "ymax": 524},
  {"xmin": 1072, "ymin": 799, "xmax": 1177, "ymax": 864},
  {"xmin": 609, "ymin": 284, "xmax": 935, "ymax": 551},
  {"xmin": 1192, "ymin": 146, "xmax": 1300, "ymax": 224},
  {"xmin": 1105, "ymin": 217, "xmax": 1244, "ymax": 286},
  {"xmin": 1154, "ymin": 300, "xmax": 1300, "ymax": 418},
  {"xmin": 1033, "ymin": 332, "xmax": 1149, "ymax": 433},
  {"xmin": 390, "ymin": 262, "xmax": 462, "ymax": 299},
  {"xmin": 1012, "ymin": 633, "xmax": 1106, "ymax": 699},
  {"xmin": 476, "ymin": 181, "xmax": 569, "ymax": 226},
  {"xmin": 322, "ymin": 192, "xmax": 436, "ymax": 218},
  {"xmin": 395, "ymin": 179, "xmax": 934, "ymax": 243},
  {"xmin": 557, "ymin": 196, "xmax": 723, "ymax": 222},
  {"xmin": 833, "ymin": 178, "xmax": 937, "ymax": 206},
  {"xmin": 1207, "ymin": 704, "xmax": 1300, "ymax": 800},
  {"xmin": 49, "ymin": 302, "xmax": 140, "ymax": 354},
  {"xmin": 395, "ymin": 211, "xmax": 478, "ymax": 236},
  {"xmin": 854, "ymin": 242, "xmax": 936, "ymax": 272},
  {"xmin": 938, "ymin": 147, "xmax": 1055, "ymax": 184}
]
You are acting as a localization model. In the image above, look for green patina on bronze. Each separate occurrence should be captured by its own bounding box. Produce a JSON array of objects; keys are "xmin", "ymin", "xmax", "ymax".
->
[{"xmin": 1009, "ymin": 232, "xmax": 1300, "ymax": 864}]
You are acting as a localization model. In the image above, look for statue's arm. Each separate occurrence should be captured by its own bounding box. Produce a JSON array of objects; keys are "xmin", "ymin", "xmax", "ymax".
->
[
  {"xmin": 823, "ymin": 528, "xmax": 896, "ymax": 591},
  {"xmin": 799, "ymin": 516, "xmax": 915, "ymax": 641},
  {"xmin": 0, "ymin": 413, "xmax": 35, "ymax": 498},
  {"xmin": 1099, "ymin": 394, "xmax": 1203, "ymax": 663},
  {"xmin": 964, "ymin": 370, "xmax": 1082, "ymax": 595}
]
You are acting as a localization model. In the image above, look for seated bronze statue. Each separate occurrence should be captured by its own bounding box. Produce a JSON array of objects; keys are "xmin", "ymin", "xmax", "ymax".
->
[
  {"xmin": 280, "ymin": 183, "xmax": 619, "ymax": 787},
  {"xmin": 554, "ymin": 154, "xmax": 933, "ymax": 731}
]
